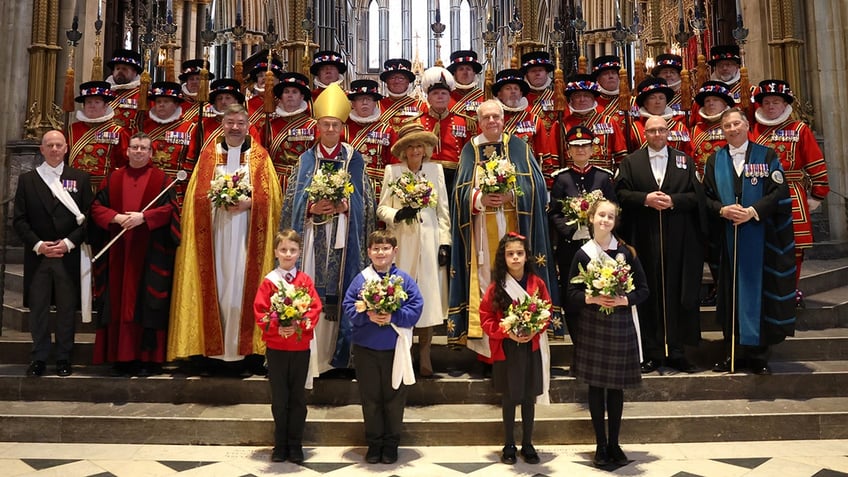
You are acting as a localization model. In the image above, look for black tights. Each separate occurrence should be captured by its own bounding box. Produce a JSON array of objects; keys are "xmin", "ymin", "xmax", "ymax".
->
[
  {"xmin": 588, "ymin": 386, "xmax": 624, "ymax": 446},
  {"xmin": 502, "ymin": 395, "xmax": 536, "ymax": 446}
]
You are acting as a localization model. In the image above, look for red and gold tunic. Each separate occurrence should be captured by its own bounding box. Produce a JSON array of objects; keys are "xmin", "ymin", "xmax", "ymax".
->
[
  {"xmin": 68, "ymin": 120, "xmax": 130, "ymax": 191},
  {"xmin": 528, "ymin": 88, "xmax": 564, "ymax": 181},
  {"xmin": 501, "ymin": 106, "xmax": 554, "ymax": 187},
  {"xmin": 628, "ymin": 114, "xmax": 694, "ymax": 158},
  {"xmin": 561, "ymin": 106, "xmax": 628, "ymax": 170},
  {"xmin": 691, "ymin": 118, "xmax": 727, "ymax": 178},
  {"xmin": 140, "ymin": 113, "xmax": 198, "ymax": 206},
  {"xmin": 109, "ymin": 86, "xmax": 141, "ymax": 132},
  {"xmin": 450, "ymin": 86, "xmax": 483, "ymax": 119},
  {"xmin": 379, "ymin": 95, "xmax": 425, "ymax": 132},
  {"xmin": 258, "ymin": 111, "xmax": 317, "ymax": 191},
  {"xmin": 752, "ymin": 118, "xmax": 830, "ymax": 248},
  {"xmin": 599, "ymin": 94, "xmax": 638, "ymax": 149},
  {"xmin": 418, "ymin": 104, "xmax": 473, "ymax": 175},
  {"xmin": 343, "ymin": 118, "xmax": 398, "ymax": 196}
]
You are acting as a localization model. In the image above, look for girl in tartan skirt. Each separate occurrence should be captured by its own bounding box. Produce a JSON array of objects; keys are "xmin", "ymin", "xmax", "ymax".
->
[
  {"xmin": 480, "ymin": 232, "xmax": 552, "ymax": 466},
  {"xmin": 566, "ymin": 200, "xmax": 649, "ymax": 468}
]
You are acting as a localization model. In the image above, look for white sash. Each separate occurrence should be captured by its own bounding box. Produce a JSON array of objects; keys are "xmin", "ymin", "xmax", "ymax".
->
[
  {"xmin": 503, "ymin": 274, "xmax": 551, "ymax": 405},
  {"xmin": 580, "ymin": 239, "xmax": 644, "ymax": 361},
  {"xmin": 36, "ymin": 164, "xmax": 91, "ymax": 323},
  {"xmin": 361, "ymin": 266, "xmax": 415, "ymax": 389},
  {"xmin": 266, "ymin": 268, "xmax": 318, "ymax": 390}
]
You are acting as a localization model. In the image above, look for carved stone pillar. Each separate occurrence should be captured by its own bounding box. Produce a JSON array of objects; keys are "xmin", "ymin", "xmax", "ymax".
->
[{"xmin": 25, "ymin": 0, "xmax": 62, "ymax": 139}]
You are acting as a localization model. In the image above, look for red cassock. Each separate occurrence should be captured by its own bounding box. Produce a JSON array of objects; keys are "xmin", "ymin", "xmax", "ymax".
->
[
  {"xmin": 90, "ymin": 164, "xmax": 179, "ymax": 364},
  {"xmin": 752, "ymin": 118, "xmax": 830, "ymax": 249},
  {"xmin": 67, "ymin": 120, "xmax": 130, "ymax": 191}
]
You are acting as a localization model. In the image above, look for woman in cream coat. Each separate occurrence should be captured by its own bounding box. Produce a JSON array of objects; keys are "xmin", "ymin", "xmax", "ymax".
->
[{"xmin": 377, "ymin": 122, "xmax": 451, "ymax": 377}]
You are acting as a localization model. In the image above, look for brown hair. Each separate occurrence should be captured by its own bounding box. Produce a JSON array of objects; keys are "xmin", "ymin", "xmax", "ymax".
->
[
  {"xmin": 274, "ymin": 229, "xmax": 303, "ymax": 249},
  {"xmin": 367, "ymin": 229, "xmax": 398, "ymax": 248}
]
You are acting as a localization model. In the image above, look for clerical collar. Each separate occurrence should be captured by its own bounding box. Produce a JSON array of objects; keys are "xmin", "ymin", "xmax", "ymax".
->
[
  {"xmin": 221, "ymin": 136, "xmax": 251, "ymax": 153},
  {"xmin": 318, "ymin": 142, "xmax": 341, "ymax": 159}
]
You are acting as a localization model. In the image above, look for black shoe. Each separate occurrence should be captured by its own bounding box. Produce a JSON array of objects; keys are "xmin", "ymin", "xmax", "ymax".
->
[
  {"xmin": 520, "ymin": 444, "xmax": 540, "ymax": 464},
  {"xmin": 607, "ymin": 444, "xmax": 628, "ymax": 465},
  {"xmin": 365, "ymin": 445, "xmax": 381, "ymax": 464},
  {"xmin": 593, "ymin": 444, "xmax": 610, "ymax": 467},
  {"xmin": 287, "ymin": 445, "xmax": 304, "ymax": 464},
  {"xmin": 712, "ymin": 357, "xmax": 745, "ymax": 373},
  {"xmin": 749, "ymin": 359, "xmax": 771, "ymax": 375},
  {"xmin": 56, "ymin": 360, "xmax": 72, "ymax": 377},
  {"xmin": 640, "ymin": 359, "xmax": 659, "ymax": 373},
  {"xmin": 666, "ymin": 357, "xmax": 696, "ymax": 373},
  {"xmin": 271, "ymin": 447, "xmax": 287, "ymax": 462},
  {"xmin": 381, "ymin": 446, "xmax": 398, "ymax": 464},
  {"xmin": 501, "ymin": 444, "xmax": 517, "ymax": 464},
  {"xmin": 137, "ymin": 363, "xmax": 163, "ymax": 377},
  {"xmin": 26, "ymin": 360, "xmax": 46, "ymax": 377}
]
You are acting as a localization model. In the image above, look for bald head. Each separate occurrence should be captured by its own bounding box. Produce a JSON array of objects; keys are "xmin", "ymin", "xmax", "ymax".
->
[
  {"xmin": 40, "ymin": 130, "xmax": 68, "ymax": 167},
  {"xmin": 644, "ymin": 115, "xmax": 669, "ymax": 151}
]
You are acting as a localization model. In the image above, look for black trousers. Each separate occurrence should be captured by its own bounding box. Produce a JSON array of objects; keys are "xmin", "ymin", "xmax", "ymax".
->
[
  {"xmin": 266, "ymin": 348, "xmax": 310, "ymax": 448},
  {"xmin": 354, "ymin": 344, "xmax": 408, "ymax": 448},
  {"xmin": 28, "ymin": 258, "xmax": 77, "ymax": 362}
]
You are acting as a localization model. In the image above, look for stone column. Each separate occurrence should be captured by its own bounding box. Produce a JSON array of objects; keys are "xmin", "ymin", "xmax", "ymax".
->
[{"xmin": 804, "ymin": 0, "xmax": 847, "ymax": 242}]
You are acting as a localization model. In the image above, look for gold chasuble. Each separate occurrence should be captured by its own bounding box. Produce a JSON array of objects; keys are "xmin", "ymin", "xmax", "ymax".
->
[{"xmin": 168, "ymin": 138, "xmax": 282, "ymax": 360}]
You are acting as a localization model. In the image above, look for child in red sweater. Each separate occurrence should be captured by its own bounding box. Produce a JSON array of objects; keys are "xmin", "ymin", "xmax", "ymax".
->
[
  {"xmin": 480, "ymin": 232, "xmax": 552, "ymax": 466},
  {"xmin": 254, "ymin": 229, "xmax": 322, "ymax": 464}
]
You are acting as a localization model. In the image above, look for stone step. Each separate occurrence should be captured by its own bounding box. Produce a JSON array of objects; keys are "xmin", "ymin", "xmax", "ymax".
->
[
  {"xmin": 0, "ymin": 396, "xmax": 845, "ymax": 446},
  {"xmin": 2, "ymin": 328, "xmax": 847, "ymax": 368},
  {"xmin": 1, "ymin": 289, "xmax": 98, "ymax": 334},
  {"xmin": 1, "ymin": 359, "xmax": 846, "ymax": 406}
]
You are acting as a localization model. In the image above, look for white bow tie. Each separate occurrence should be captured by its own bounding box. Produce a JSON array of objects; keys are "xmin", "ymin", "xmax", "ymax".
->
[
  {"xmin": 728, "ymin": 146, "xmax": 746, "ymax": 157},
  {"xmin": 648, "ymin": 151, "xmax": 666, "ymax": 160}
]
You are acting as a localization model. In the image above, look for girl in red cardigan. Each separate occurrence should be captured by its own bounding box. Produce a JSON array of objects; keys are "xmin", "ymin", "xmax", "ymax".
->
[
  {"xmin": 480, "ymin": 232, "xmax": 551, "ymax": 466},
  {"xmin": 254, "ymin": 229, "xmax": 322, "ymax": 464}
]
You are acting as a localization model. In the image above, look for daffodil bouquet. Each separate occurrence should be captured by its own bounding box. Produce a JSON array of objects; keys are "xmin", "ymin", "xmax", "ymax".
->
[
  {"xmin": 354, "ymin": 274, "xmax": 409, "ymax": 317},
  {"xmin": 478, "ymin": 154, "xmax": 523, "ymax": 197},
  {"xmin": 562, "ymin": 189, "xmax": 605, "ymax": 227},
  {"xmin": 305, "ymin": 162, "xmax": 354, "ymax": 203},
  {"xmin": 263, "ymin": 283, "xmax": 314, "ymax": 341},
  {"xmin": 570, "ymin": 253, "xmax": 635, "ymax": 315},
  {"xmin": 208, "ymin": 166, "xmax": 252, "ymax": 209},
  {"xmin": 500, "ymin": 292, "xmax": 552, "ymax": 338},
  {"xmin": 388, "ymin": 171, "xmax": 437, "ymax": 223}
]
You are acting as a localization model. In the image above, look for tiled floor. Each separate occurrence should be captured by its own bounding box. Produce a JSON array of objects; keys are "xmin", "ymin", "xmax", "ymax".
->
[{"xmin": 0, "ymin": 440, "xmax": 846, "ymax": 476}]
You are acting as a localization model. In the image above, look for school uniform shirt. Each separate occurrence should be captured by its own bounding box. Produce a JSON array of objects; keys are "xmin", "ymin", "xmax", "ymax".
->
[
  {"xmin": 479, "ymin": 273, "xmax": 551, "ymax": 362},
  {"xmin": 254, "ymin": 269, "xmax": 323, "ymax": 351}
]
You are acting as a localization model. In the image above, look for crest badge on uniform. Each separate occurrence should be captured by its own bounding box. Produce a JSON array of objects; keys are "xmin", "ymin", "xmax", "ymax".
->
[{"xmin": 771, "ymin": 169, "xmax": 784, "ymax": 184}]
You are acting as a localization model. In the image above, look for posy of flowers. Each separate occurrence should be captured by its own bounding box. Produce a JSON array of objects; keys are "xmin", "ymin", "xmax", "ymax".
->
[
  {"xmin": 478, "ymin": 153, "xmax": 523, "ymax": 197},
  {"xmin": 305, "ymin": 162, "xmax": 354, "ymax": 202},
  {"xmin": 500, "ymin": 292, "xmax": 551, "ymax": 337},
  {"xmin": 570, "ymin": 253, "xmax": 635, "ymax": 315},
  {"xmin": 208, "ymin": 166, "xmax": 252, "ymax": 208},
  {"xmin": 561, "ymin": 189, "xmax": 605, "ymax": 227},
  {"xmin": 388, "ymin": 171, "xmax": 437, "ymax": 223},
  {"xmin": 354, "ymin": 274, "xmax": 409, "ymax": 317},
  {"xmin": 262, "ymin": 283, "xmax": 314, "ymax": 341}
]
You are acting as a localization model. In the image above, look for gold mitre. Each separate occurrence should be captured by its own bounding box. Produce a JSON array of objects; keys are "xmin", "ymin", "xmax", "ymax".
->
[{"xmin": 312, "ymin": 83, "xmax": 351, "ymax": 122}]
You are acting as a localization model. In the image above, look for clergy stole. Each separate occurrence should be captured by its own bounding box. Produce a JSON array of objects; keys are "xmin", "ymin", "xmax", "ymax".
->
[
  {"xmin": 715, "ymin": 146, "xmax": 766, "ymax": 346},
  {"xmin": 469, "ymin": 141, "xmax": 518, "ymax": 341}
]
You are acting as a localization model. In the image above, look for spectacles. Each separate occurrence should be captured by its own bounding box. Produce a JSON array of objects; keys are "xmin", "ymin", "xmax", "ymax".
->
[
  {"xmin": 645, "ymin": 128, "xmax": 668, "ymax": 135},
  {"xmin": 128, "ymin": 145, "xmax": 151, "ymax": 151}
]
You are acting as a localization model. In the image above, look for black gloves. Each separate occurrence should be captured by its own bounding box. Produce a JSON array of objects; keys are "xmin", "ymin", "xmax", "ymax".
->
[
  {"xmin": 438, "ymin": 245, "xmax": 451, "ymax": 267},
  {"xmin": 394, "ymin": 206, "xmax": 419, "ymax": 223}
]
